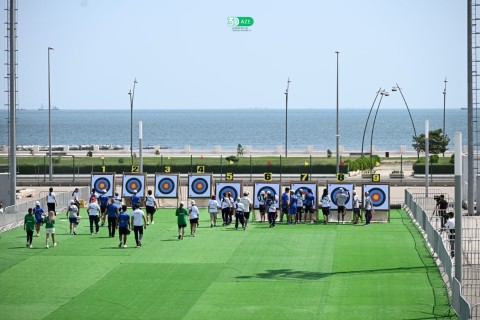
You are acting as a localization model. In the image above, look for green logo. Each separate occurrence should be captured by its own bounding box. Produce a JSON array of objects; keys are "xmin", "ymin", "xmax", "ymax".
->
[{"xmin": 227, "ymin": 16, "xmax": 254, "ymax": 28}]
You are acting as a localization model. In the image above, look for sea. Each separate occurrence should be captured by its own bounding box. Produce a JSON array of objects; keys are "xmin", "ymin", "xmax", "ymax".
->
[{"xmin": 0, "ymin": 108, "xmax": 467, "ymax": 152}]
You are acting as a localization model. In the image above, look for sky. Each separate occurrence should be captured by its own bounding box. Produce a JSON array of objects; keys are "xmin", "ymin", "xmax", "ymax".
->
[{"xmin": 2, "ymin": 0, "xmax": 466, "ymax": 110}]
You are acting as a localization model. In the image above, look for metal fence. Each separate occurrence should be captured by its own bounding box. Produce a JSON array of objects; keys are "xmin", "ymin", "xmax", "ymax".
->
[
  {"xmin": 0, "ymin": 187, "xmax": 90, "ymax": 232},
  {"xmin": 405, "ymin": 189, "xmax": 471, "ymax": 319}
]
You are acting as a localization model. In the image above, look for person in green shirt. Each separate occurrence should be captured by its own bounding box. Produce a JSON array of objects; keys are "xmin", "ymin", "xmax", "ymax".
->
[
  {"xmin": 176, "ymin": 202, "xmax": 188, "ymax": 240},
  {"xmin": 44, "ymin": 211, "xmax": 57, "ymax": 249},
  {"xmin": 24, "ymin": 208, "xmax": 36, "ymax": 248}
]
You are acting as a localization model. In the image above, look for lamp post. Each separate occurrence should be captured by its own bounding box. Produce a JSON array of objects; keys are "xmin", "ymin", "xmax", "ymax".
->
[
  {"xmin": 335, "ymin": 51, "xmax": 340, "ymax": 175},
  {"xmin": 361, "ymin": 87, "xmax": 382, "ymax": 156},
  {"xmin": 369, "ymin": 90, "xmax": 389, "ymax": 170},
  {"xmin": 129, "ymin": 78, "xmax": 137, "ymax": 166},
  {"xmin": 442, "ymin": 78, "xmax": 447, "ymax": 157},
  {"xmin": 391, "ymin": 83, "xmax": 418, "ymax": 158},
  {"xmin": 285, "ymin": 78, "xmax": 290, "ymax": 157},
  {"xmin": 48, "ymin": 47, "xmax": 54, "ymax": 182}
]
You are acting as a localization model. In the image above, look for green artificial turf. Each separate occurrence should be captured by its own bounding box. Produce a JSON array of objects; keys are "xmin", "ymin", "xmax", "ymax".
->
[{"xmin": 0, "ymin": 209, "xmax": 456, "ymax": 320}]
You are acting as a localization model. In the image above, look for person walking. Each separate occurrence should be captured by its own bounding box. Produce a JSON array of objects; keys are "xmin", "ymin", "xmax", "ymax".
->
[
  {"xmin": 266, "ymin": 193, "xmax": 278, "ymax": 228},
  {"xmin": 131, "ymin": 204, "xmax": 147, "ymax": 247},
  {"xmin": 44, "ymin": 211, "xmax": 57, "ymax": 248},
  {"xmin": 258, "ymin": 191, "xmax": 266, "ymax": 223},
  {"xmin": 33, "ymin": 201, "xmax": 45, "ymax": 237},
  {"xmin": 364, "ymin": 191, "xmax": 374, "ymax": 226},
  {"xmin": 296, "ymin": 192, "xmax": 304, "ymax": 224},
  {"xmin": 336, "ymin": 188, "xmax": 349, "ymax": 224},
  {"xmin": 98, "ymin": 189, "xmax": 109, "ymax": 227},
  {"xmin": 189, "ymin": 200, "xmax": 200, "ymax": 237},
  {"xmin": 321, "ymin": 189, "xmax": 331, "ymax": 224},
  {"xmin": 71, "ymin": 188, "xmax": 80, "ymax": 210},
  {"xmin": 24, "ymin": 208, "xmax": 35, "ymax": 248},
  {"xmin": 352, "ymin": 191, "xmax": 361, "ymax": 224},
  {"xmin": 46, "ymin": 187, "xmax": 57, "ymax": 216},
  {"xmin": 114, "ymin": 192, "xmax": 123, "ymax": 206},
  {"xmin": 145, "ymin": 190, "xmax": 157, "ymax": 225},
  {"xmin": 444, "ymin": 211, "xmax": 455, "ymax": 258},
  {"xmin": 288, "ymin": 190, "xmax": 297, "ymax": 225},
  {"xmin": 67, "ymin": 200, "xmax": 79, "ymax": 235},
  {"xmin": 106, "ymin": 198, "xmax": 120, "ymax": 237},
  {"xmin": 220, "ymin": 192, "xmax": 231, "ymax": 226},
  {"xmin": 176, "ymin": 202, "xmax": 188, "ymax": 240},
  {"xmin": 117, "ymin": 205, "xmax": 131, "ymax": 248},
  {"xmin": 436, "ymin": 194, "xmax": 449, "ymax": 229},
  {"xmin": 208, "ymin": 195, "xmax": 219, "ymax": 227},
  {"xmin": 280, "ymin": 187, "xmax": 290, "ymax": 223},
  {"xmin": 305, "ymin": 190, "xmax": 315, "ymax": 223},
  {"xmin": 234, "ymin": 198, "xmax": 246, "ymax": 230},
  {"xmin": 87, "ymin": 198, "xmax": 101, "ymax": 235},
  {"xmin": 240, "ymin": 192, "xmax": 252, "ymax": 228},
  {"xmin": 131, "ymin": 190, "xmax": 141, "ymax": 209}
]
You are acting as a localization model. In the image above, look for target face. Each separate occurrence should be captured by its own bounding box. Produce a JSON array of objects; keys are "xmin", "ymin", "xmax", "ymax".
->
[
  {"xmin": 363, "ymin": 184, "xmax": 390, "ymax": 210},
  {"xmin": 327, "ymin": 183, "xmax": 354, "ymax": 210},
  {"xmin": 253, "ymin": 182, "xmax": 280, "ymax": 209},
  {"xmin": 188, "ymin": 174, "xmax": 212, "ymax": 198},
  {"xmin": 216, "ymin": 182, "xmax": 242, "ymax": 202},
  {"xmin": 122, "ymin": 174, "xmax": 146, "ymax": 197},
  {"xmin": 155, "ymin": 174, "xmax": 179, "ymax": 198},
  {"xmin": 91, "ymin": 174, "xmax": 114, "ymax": 197},
  {"xmin": 291, "ymin": 183, "xmax": 318, "ymax": 209}
]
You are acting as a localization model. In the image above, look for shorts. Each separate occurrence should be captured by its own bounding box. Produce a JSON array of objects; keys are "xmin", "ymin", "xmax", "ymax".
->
[
  {"xmin": 353, "ymin": 208, "xmax": 360, "ymax": 215},
  {"xmin": 259, "ymin": 205, "xmax": 265, "ymax": 214},
  {"xmin": 190, "ymin": 218, "xmax": 198, "ymax": 224},
  {"xmin": 282, "ymin": 205, "xmax": 289, "ymax": 214},
  {"xmin": 47, "ymin": 203, "xmax": 56, "ymax": 213},
  {"xmin": 45, "ymin": 228, "xmax": 55, "ymax": 234},
  {"xmin": 322, "ymin": 207, "xmax": 330, "ymax": 216},
  {"xmin": 178, "ymin": 224, "xmax": 187, "ymax": 228},
  {"xmin": 289, "ymin": 209, "xmax": 297, "ymax": 215},
  {"xmin": 305, "ymin": 204, "xmax": 313, "ymax": 213},
  {"xmin": 69, "ymin": 217, "xmax": 78, "ymax": 224},
  {"xmin": 337, "ymin": 205, "xmax": 345, "ymax": 212},
  {"xmin": 35, "ymin": 217, "xmax": 44, "ymax": 224},
  {"xmin": 119, "ymin": 226, "xmax": 130, "ymax": 235},
  {"xmin": 100, "ymin": 205, "xmax": 107, "ymax": 214},
  {"xmin": 146, "ymin": 206, "xmax": 156, "ymax": 215},
  {"xmin": 244, "ymin": 212, "xmax": 250, "ymax": 219}
]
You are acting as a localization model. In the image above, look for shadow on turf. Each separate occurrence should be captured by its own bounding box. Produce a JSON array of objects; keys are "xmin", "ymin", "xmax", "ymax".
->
[{"xmin": 236, "ymin": 266, "xmax": 439, "ymax": 281}]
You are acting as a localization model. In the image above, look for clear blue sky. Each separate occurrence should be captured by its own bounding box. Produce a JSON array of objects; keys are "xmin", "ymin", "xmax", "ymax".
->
[{"xmin": 4, "ymin": 0, "xmax": 465, "ymax": 109}]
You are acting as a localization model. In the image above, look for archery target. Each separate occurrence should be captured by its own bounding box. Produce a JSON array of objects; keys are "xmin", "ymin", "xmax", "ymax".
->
[
  {"xmin": 363, "ymin": 184, "xmax": 390, "ymax": 210},
  {"xmin": 215, "ymin": 182, "xmax": 242, "ymax": 202},
  {"xmin": 122, "ymin": 174, "xmax": 146, "ymax": 197},
  {"xmin": 188, "ymin": 174, "xmax": 212, "ymax": 198},
  {"xmin": 327, "ymin": 183, "xmax": 354, "ymax": 210},
  {"xmin": 155, "ymin": 174, "xmax": 179, "ymax": 198},
  {"xmin": 91, "ymin": 173, "xmax": 114, "ymax": 197},
  {"xmin": 291, "ymin": 183, "xmax": 318, "ymax": 209},
  {"xmin": 253, "ymin": 182, "xmax": 280, "ymax": 209}
]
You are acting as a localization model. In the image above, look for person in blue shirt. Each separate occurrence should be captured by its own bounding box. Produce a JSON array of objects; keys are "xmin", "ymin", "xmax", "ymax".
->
[
  {"xmin": 106, "ymin": 198, "xmax": 120, "ymax": 237},
  {"xmin": 117, "ymin": 205, "xmax": 131, "ymax": 248},
  {"xmin": 305, "ymin": 190, "xmax": 315, "ymax": 223},
  {"xmin": 288, "ymin": 190, "xmax": 297, "ymax": 224},
  {"xmin": 33, "ymin": 201, "xmax": 45, "ymax": 237},
  {"xmin": 98, "ymin": 189, "xmax": 109, "ymax": 227},
  {"xmin": 280, "ymin": 187, "xmax": 290, "ymax": 223},
  {"xmin": 131, "ymin": 190, "xmax": 141, "ymax": 209}
]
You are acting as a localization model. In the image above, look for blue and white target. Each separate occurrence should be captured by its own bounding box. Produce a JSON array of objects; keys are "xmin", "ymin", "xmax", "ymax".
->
[
  {"xmin": 191, "ymin": 178, "xmax": 208, "ymax": 195},
  {"xmin": 158, "ymin": 178, "xmax": 175, "ymax": 194},
  {"xmin": 126, "ymin": 177, "xmax": 142, "ymax": 194},
  {"xmin": 91, "ymin": 174, "xmax": 114, "ymax": 197},
  {"xmin": 94, "ymin": 177, "xmax": 110, "ymax": 194},
  {"xmin": 368, "ymin": 187, "xmax": 386, "ymax": 207},
  {"xmin": 330, "ymin": 187, "xmax": 351, "ymax": 207},
  {"xmin": 219, "ymin": 186, "xmax": 238, "ymax": 201}
]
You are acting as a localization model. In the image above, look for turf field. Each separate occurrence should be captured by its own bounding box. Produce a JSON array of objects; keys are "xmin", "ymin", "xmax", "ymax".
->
[{"xmin": 0, "ymin": 209, "xmax": 455, "ymax": 320}]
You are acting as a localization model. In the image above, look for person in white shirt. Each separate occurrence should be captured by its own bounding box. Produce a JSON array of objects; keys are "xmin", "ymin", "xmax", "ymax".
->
[
  {"xmin": 234, "ymin": 198, "xmax": 246, "ymax": 230},
  {"xmin": 220, "ymin": 192, "xmax": 231, "ymax": 226},
  {"xmin": 87, "ymin": 198, "xmax": 101, "ymax": 235},
  {"xmin": 239, "ymin": 192, "xmax": 252, "ymax": 228},
  {"xmin": 131, "ymin": 204, "xmax": 147, "ymax": 247},
  {"xmin": 46, "ymin": 187, "xmax": 57, "ymax": 215},
  {"xmin": 145, "ymin": 190, "xmax": 157, "ymax": 225},
  {"xmin": 114, "ymin": 192, "xmax": 122, "ymax": 206},
  {"xmin": 352, "ymin": 190, "xmax": 361, "ymax": 224},
  {"xmin": 208, "ymin": 195, "xmax": 220, "ymax": 227},
  {"xmin": 258, "ymin": 191, "xmax": 266, "ymax": 223},
  {"xmin": 71, "ymin": 188, "xmax": 80, "ymax": 210},
  {"xmin": 67, "ymin": 200, "xmax": 79, "ymax": 235},
  {"xmin": 336, "ymin": 188, "xmax": 349, "ymax": 224},
  {"xmin": 363, "ymin": 191, "xmax": 374, "ymax": 226},
  {"xmin": 189, "ymin": 200, "xmax": 200, "ymax": 237},
  {"xmin": 444, "ymin": 211, "xmax": 455, "ymax": 257},
  {"xmin": 321, "ymin": 189, "xmax": 331, "ymax": 224}
]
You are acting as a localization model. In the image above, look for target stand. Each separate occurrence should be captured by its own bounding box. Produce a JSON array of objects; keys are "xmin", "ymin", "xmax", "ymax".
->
[
  {"xmin": 155, "ymin": 173, "xmax": 181, "ymax": 208},
  {"xmin": 291, "ymin": 182, "xmax": 319, "ymax": 223},
  {"xmin": 187, "ymin": 173, "xmax": 212, "ymax": 208},
  {"xmin": 215, "ymin": 181, "xmax": 243, "ymax": 203},
  {"xmin": 122, "ymin": 173, "xmax": 147, "ymax": 207},
  {"xmin": 253, "ymin": 181, "xmax": 280, "ymax": 222},
  {"xmin": 362, "ymin": 183, "xmax": 391, "ymax": 223},
  {"xmin": 91, "ymin": 173, "xmax": 116, "ymax": 197}
]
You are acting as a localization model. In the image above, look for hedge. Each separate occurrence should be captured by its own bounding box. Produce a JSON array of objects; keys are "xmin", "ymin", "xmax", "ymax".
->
[{"xmin": 412, "ymin": 163, "xmax": 454, "ymax": 174}]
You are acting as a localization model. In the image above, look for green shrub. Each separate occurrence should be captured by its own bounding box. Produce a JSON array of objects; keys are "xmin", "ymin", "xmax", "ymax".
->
[{"xmin": 429, "ymin": 154, "xmax": 439, "ymax": 164}]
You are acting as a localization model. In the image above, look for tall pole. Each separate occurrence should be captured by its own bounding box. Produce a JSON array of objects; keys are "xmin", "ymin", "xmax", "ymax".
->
[
  {"xmin": 48, "ymin": 47, "xmax": 54, "ymax": 182},
  {"xmin": 139, "ymin": 121, "xmax": 143, "ymax": 173},
  {"xmin": 8, "ymin": 0, "xmax": 17, "ymax": 205},
  {"xmin": 361, "ymin": 87, "xmax": 381, "ymax": 156},
  {"xmin": 442, "ymin": 78, "xmax": 447, "ymax": 157},
  {"xmin": 467, "ymin": 0, "xmax": 474, "ymax": 215},
  {"xmin": 425, "ymin": 120, "xmax": 429, "ymax": 198},
  {"xmin": 394, "ymin": 83, "xmax": 418, "ymax": 159},
  {"xmin": 129, "ymin": 78, "xmax": 137, "ymax": 167},
  {"xmin": 454, "ymin": 132, "xmax": 462, "ymax": 280},
  {"xmin": 369, "ymin": 91, "xmax": 387, "ymax": 170},
  {"xmin": 335, "ymin": 51, "xmax": 340, "ymax": 175},
  {"xmin": 285, "ymin": 79, "xmax": 288, "ymax": 158}
]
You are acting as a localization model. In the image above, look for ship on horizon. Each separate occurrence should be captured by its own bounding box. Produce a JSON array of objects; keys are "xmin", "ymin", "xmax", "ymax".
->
[{"xmin": 38, "ymin": 104, "xmax": 59, "ymax": 111}]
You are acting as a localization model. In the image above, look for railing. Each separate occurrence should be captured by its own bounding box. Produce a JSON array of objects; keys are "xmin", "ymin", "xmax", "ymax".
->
[{"xmin": 405, "ymin": 189, "xmax": 471, "ymax": 319}]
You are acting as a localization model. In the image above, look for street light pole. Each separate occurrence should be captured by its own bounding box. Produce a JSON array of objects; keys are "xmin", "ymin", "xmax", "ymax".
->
[
  {"xmin": 370, "ymin": 90, "xmax": 389, "ymax": 170},
  {"xmin": 443, "ymin": 77, "xmax": 447, "ymax": 157},
  {"xmin": 361, "ymin": 87, "xmax": 382, "ymax": 156},
  {"xmin": 335, "ymin": 51, "xmax": 340, "ymax": 175},
  {"xmin": 48, "ymin": 47, "xmax": 54, "ymax": 182},
  {"xmin": 392, "ymin": 83, "xmax": 418, "ymax": 159},
  {"xmin": 129, "ymin": 78, "xmax": 137, "ymax": 166},
  {"xmin": 285, "ymin": 78, "xmax": 290, "ymax": 158}
]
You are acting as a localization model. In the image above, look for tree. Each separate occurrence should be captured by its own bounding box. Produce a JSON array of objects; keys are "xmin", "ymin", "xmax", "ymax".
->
[
  {"xmin": 237, "ymin": 144, "xmax": 244, "ymax": 156},
  {"xmin": 412, "ymin": 129, "xmax": 450, "ymax": 155}
]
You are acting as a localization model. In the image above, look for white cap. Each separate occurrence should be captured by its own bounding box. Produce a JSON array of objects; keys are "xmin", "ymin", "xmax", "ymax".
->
[
  {"xmin": 180, "ymin": 201, "xmax": 185, "ymax": 206},
  {"xmin": 102, "ymin": 189, "xmax": 107, "ymax": 193},
  {"xmin": 353, "ymin": 190, "xmax": 356, "ymax": 194},
  {"xmin": 190, "ymin": 200, "xmax": 196, "ymax": 205},
  {"xmin": 35, "ymin": 201, "xmax": 40, "ymax": 206},
  {"xmin": 339, "ymin": 188, "xmax": 344, "ymax": 192},
  {"xmin": 133, "ymin": 190, "xmax": 137, "ymax": 193},
  {"xmin": 70, "ymin": 200, "xmax": 75, "ymax": 204}
]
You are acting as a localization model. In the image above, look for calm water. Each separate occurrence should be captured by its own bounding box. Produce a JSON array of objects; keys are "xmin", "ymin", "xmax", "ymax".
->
[{"xmin": 0, "ymin": 108, "xmax": 467, "ymax": 151}]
